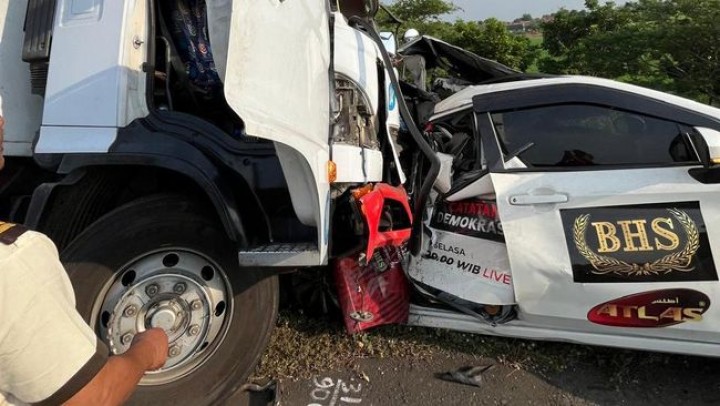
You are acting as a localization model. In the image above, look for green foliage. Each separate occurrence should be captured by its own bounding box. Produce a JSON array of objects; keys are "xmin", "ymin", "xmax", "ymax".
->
[
  {"xmin": 383, "ymin": 0, "xmax": 457, "ymax": 23},
  {"xmin": 436, "ymin": 19, "xmax": 539, "ymax": 70},
  {"xmin": 380, "ymin": 1, "xmax": 539, "ymax": 71},
  {"xmin": 540, "ymin": 0, "xmax": 720, "ymax": 104}
]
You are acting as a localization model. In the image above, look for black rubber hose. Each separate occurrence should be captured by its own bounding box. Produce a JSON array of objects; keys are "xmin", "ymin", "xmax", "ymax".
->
[{"xmin": 348, "ymin": 16, "xmax": 441, "ymax": 255}]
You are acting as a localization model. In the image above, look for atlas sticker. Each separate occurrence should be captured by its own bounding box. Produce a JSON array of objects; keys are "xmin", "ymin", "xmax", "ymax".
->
[
  {"xmin": 587, "ymin": 289, "xmax": 710, "ymax": 328},
  {"xmin": 561, "ymin": 202, "xmax": 717, "ymax": 283},
  {"xmin": 430, "ymin": 199, "xmax": 503, "ymax": 242}
]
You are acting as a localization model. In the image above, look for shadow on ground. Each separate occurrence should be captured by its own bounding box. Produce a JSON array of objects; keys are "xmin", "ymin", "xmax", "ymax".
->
[{"xmin": 255, "ymin": 307, "xmax": 720, "ymax": 405}]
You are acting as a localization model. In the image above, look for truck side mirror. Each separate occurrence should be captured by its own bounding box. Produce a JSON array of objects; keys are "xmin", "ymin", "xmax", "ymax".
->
[{"xmin": 694, "ymin": 127, "xmax": 720, "ymax": 168}]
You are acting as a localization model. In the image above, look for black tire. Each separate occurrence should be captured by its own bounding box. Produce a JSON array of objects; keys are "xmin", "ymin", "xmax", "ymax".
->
[{"xmin": 61, "ymin": 194, "xmax": 278, "ymax": 405}]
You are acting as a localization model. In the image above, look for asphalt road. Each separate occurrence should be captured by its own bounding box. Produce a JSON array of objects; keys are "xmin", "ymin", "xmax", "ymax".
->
[
  {"xmin": 278, "ymin": 347, "xmax": 720, "ymax": 406},
  {"xmin": 222, "ymin": 306, "xmax": 720, "ymax": 406}
]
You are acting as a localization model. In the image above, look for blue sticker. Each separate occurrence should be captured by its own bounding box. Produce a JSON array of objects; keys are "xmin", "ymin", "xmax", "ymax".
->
[{"xmin": 388, "ymin": 84, "xmax": 397, "ymax": 111}]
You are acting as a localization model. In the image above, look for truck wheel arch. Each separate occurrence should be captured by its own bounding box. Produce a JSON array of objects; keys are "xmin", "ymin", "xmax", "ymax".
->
[{"xmin": 27, "ymin": 147, "xmax": 259, "ymax": 250}]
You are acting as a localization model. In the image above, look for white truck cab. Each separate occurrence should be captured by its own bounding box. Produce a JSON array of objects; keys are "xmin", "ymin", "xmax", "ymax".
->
[{"xmin": 0, "ymin": 1, "xmax": 424, "ymax": 404}]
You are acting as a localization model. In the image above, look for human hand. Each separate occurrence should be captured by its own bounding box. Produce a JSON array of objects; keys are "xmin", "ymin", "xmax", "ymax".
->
[{"xmin": 129, "ymin": 328, "xmax": 169, "ymax": 371}]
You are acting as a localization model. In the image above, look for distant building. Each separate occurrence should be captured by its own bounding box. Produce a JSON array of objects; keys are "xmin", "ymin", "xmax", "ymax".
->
[
  {"xmin": 504, "ymin": 14, "xmax": 553, "ymax": 33},
  {"xmin": 506, "ymin": 20, "xmax": 530, "ymax": 33}
]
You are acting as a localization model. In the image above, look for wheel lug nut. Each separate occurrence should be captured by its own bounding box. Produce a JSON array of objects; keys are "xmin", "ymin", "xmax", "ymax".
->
[
  {"xmin": 121, "ymin": 333, "xmax": 134, "ymax": 345},
  {"xmin": 168, "ymin": 345, "xmax": 181, "ymax": 358},
  {"xmin": 188, "ymin": 325, "xmax": 200, "ymax": 336},
  {"xmin": 191, "ymin": 300, "xmax": 202, "ymax": 310},
  {"xmin": 146, "ymin": 284, "xmax": 159, "ymax": 297},
  {"xmin": 173, "ymin": 283, "xmax": 186, "ymax": 294},
  {"xmin": 123, "ymin": 305, "xmax": 137, "ymax": 317}
]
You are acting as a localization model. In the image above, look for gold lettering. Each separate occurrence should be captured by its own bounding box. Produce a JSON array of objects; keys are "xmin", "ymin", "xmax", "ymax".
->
[
  {"xmin": 683, "ymin": 308, "xmax": 704, "ymax": 321},
  {"xmin": 659, "ymin": 307, "xmax": 683, "ymax": 322},
  {"xmin": 597, "ymin": 304, "xmax": 617, "ymax": 317},
  {"xmin": 621, "ymin": 305, "xmax": 637, "ymax": 318},
  {"xmin": 592, "ymin": 222, "xmax": 621, "ymax": 253},
  {"xmin": 618, "ymin": 220, "xmax": 653, "ymax": 252},
  {"xmin": 637, "ymin": 306, "xmax": 659, "ymax": 321},
  {"xmin": 652, "ymin": 217, "xmax": 680, "ymax": 251}
]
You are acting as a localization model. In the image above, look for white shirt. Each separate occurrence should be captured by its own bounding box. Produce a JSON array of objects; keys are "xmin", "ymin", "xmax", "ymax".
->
[{"xmin": 0, "ymin": 224, "xmax": 107, "ymax": 405}]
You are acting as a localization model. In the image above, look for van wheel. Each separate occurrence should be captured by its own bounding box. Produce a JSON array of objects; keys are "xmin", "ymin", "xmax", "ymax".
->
[{"xmin": 61, "ymin": 195, "xmax": 278, "ymax": 405}]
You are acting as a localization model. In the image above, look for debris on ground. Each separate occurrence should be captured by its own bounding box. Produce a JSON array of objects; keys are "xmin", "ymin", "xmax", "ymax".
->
[
  {"xmin": 226, "ymin": 379, "xmax": 280, "ymax": 406},
  {"xmin": 435, "ymin": 364, "xmax": 495, "ymax": 387},
  {"xmin": 253, "ymin": 308, "xmax": 703, "ymax": 383}
]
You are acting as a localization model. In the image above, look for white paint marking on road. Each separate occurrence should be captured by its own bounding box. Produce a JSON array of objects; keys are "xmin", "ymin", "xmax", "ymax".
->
[
  {"xmin": 308, "ymin": 376, "xmax": 364, "ymax": 405},
  {"xmin": 328, "ymin": 379, "xmax": 343, "ymax": 406}
]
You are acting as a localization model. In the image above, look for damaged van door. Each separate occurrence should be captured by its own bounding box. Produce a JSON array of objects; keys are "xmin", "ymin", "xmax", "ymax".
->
[{"xmin": 407, "ymin": 111, "xmax": 516, "ymax": 324}]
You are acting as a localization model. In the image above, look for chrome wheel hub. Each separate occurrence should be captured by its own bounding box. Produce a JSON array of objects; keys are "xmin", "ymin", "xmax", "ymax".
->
[{"xmin": 95, "ymin": 250, "xmax": 231, "ymax": 385}]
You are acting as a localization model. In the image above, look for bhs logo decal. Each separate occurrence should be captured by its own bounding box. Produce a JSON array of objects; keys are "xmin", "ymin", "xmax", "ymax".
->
[{"xmin": 561, "ymin": 202, "xmax": 717, "ymax": 283}]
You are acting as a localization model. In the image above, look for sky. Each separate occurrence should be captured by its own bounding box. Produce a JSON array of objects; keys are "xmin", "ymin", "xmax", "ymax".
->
[{"xmin": 445, "ymin": 0, "xmax": 629, "ymax": 21}]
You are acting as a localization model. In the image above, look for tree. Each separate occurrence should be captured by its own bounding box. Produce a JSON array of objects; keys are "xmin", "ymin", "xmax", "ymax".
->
[
  {"xmin": 438, "ymin": 19, "xmax": 539, "ymax": 70},
  {"xmin": 539, "ymin": 0, "xmax": 720, "ymax": 104},
  {"xmin": 651, "ymin": 0, "xmax": 720, "ymax": 103},
  {"xmin": 379, "ymin": 1, "xmax": 539, "ymax": 71},
  {"xmin": 383, "ymin": 0, "xmax": 457, "ymax": 24}
]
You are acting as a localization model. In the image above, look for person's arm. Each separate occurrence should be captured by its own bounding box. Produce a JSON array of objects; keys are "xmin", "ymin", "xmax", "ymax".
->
[
  {"xmin": 0, "ymin": 231, "xmax": 168, "ymax": 405},
  {"xmin": 63, "ymin": 328, "xmax": 168, "ymax": 406}
]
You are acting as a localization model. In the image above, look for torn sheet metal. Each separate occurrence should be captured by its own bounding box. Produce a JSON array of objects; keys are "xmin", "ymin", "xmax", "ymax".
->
[
  {"xmin": 398, "ymin": 36, "xmax": 519, "ymax": 84},
  {"xmin": 408, "ymin": 198, "xmax": 515, "ymax": 305}
]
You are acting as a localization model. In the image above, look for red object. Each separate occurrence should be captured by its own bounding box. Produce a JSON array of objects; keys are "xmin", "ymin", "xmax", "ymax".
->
[
  {"xmin": 334, "ymin": 246, "xmax": 410, "ymax": 334},
  {"xmin": 357, "ymin": 183, "xmax": 413, "ymax": 261},
  {"xmin": 587, "ymin": 289, "xmax": 710, "ymax": 328}
]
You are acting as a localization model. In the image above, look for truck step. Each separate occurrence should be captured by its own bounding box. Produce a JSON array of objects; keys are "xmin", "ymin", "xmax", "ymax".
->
[{"xmin": 238, "ymin": 243, "xmax": 321, "ymax": 267}]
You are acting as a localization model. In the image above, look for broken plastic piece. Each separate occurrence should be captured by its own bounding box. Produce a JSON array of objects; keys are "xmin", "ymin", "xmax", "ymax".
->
[
  {"xmin": 356, "ymin": 183, "xmax": 413, "ymax": 260},
  {"xmin": 435, "ymin": 365, "xmax": 494, "ymax": 388},
  {"xmin": 235, "ymin": 379, "xmax": 280, "ymax": 406}
]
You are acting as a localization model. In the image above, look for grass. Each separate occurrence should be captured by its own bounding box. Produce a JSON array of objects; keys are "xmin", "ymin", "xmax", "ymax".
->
[{"xmin": 526, "ymin": 33, "xmax": 544, "ymax": 46}]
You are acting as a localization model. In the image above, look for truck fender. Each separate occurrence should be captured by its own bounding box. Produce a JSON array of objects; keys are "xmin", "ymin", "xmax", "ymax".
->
[{"xmin": 30, "ymin": 130, "xmax": 252, "ymax": 246}]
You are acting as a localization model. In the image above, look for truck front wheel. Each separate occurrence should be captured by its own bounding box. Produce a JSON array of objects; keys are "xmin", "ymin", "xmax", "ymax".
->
[{"xmin": 61, "ymin": 194, "xmax": 278, "ymax": 405}]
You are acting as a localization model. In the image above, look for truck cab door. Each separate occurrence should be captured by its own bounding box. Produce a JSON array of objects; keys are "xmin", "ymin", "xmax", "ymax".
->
[
  {"xmin": 222, "ymin": 0, "xmax": 332, "ymax": 254},
  {"xmin": 223, "ymin": 0, "xmax": 331, "ymax": 154}
]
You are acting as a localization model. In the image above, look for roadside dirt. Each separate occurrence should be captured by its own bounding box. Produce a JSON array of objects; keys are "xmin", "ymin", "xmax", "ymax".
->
[{"xmin": 252, "ymin": 310, "xmax": 720, "ymax": 405}]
